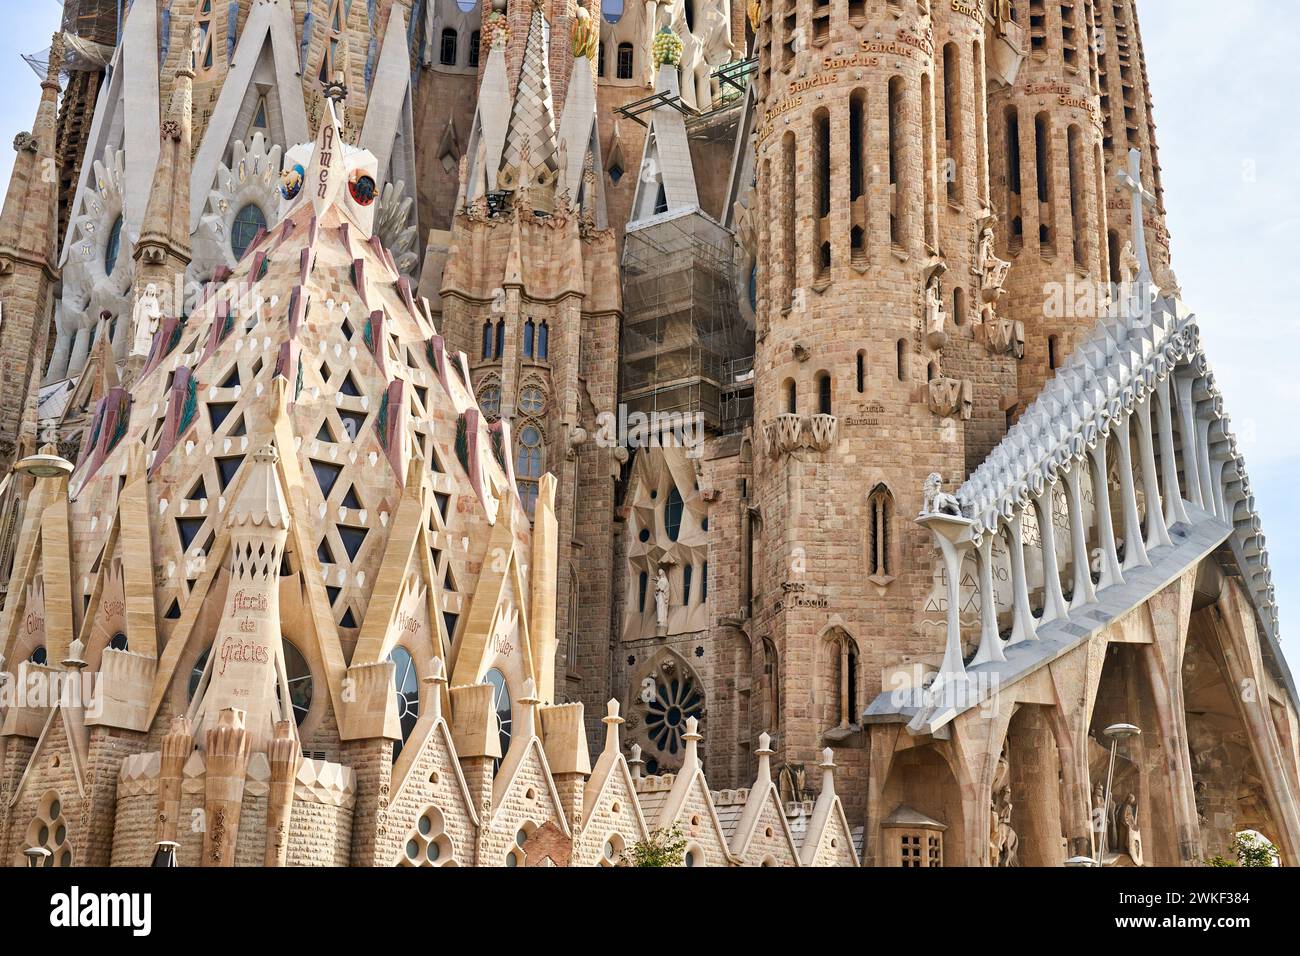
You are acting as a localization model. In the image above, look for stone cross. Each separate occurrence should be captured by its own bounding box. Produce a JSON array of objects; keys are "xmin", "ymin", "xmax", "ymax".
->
[{"xmin": 1115, "ymin": 147, "xmax": 1157, "ymax": 284}]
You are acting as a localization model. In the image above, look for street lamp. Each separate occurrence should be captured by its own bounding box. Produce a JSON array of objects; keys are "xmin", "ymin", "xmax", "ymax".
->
[
  {"xmin": 12, "ymin": 447, "xmax": 73, "ymax": 480},
  {"xmin": 1096, "ymin": 722, "xmax": 1141, "ymax": 866}
]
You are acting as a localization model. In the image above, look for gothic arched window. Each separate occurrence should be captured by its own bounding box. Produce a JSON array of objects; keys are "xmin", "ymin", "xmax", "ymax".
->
[
  {"xmin": 482, "ymin": 320, "xmax": 494, "ymax": 359},
  {"xmin": 867, "ymin": 484, "xmax": 894, "ymax": 580},
  {"xmin": 523, "ymin": 318, "xmax": 535, "ymax": 358},
  {"xmin": 440, "ymin": 29, "xmax": 459, "ymax": 66},
  {"xmin": 823, "ymin": 629, "xmax": 860, "ymax": 731},
  {"xmin": 537, "ymin": 321, "xmax": 549, "ymax": 359},
  {"xmin": 516, "ymin": 423, "xmax": 544, "ymax": 515}
]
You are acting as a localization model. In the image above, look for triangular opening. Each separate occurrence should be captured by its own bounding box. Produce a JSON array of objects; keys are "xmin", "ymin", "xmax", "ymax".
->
[
  {"xmin": 316, "ymin": 421, "xmax": 335, "ymax": 443},
  {"xmin": 443, "ymin": 611, "xmax": 459, "ymax": 642},
  {"xmin": 339, "ymin": 372, "xmax": 362, "ymax": 397},
  {"xmin": 339, "ymin": 607, "xmax": 357, "ymax": 628},
  {"xmin": 338, "ymin": 525, "xmax": 368, "ymax": 560},
  {"xmin": 340, "ymin": 485, "xmax": 363, "ymax": 510},
  {"xmin": 228, "ymin": 415, "xmax": 247, "ymax": 437},
  {"xmin": 443, "ymin": 564, "xmax": 457, "ymax": 593},
  {"xmin": 208, "ymin": 402, "xmax": 236, "ymax": 431},
  {"xmin": 326, "ymin": 585, "xmax": 342, "ymax": 606},
  {"xmin": 318, "ymin": 538, "xmax": 335, "ymax": 564},
  {"xmin": 312, "ymin": 460, "xmax": 344, "ymax": 498},
  {"xmin": 216, "ymin": 455, "xmax": 244, "ymax": 490},
  {"xmin": 338, "ymin": 410, "xmax": 367, "ymax": 441},
  {"xmin": 219, "ymin": 366, "xmax": 241, "ymax": 388},
  {"xmin": 164, "ymin": 598, "xmax": 182, "ymax": 620},
  {"xmin": 177, "ymin": 517, "xmax": 206, "ymax": 550},
  {"xmin": 434, "ymin": 492, "xmax": 450, "ymax": 522},
  {"xmin": 186, "ymin": 477, "xmax": 208, "ymax": 501}
]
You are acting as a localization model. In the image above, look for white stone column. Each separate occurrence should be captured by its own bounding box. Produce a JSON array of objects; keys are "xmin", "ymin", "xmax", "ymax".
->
[
  {"xmin": 1113, "ymin": 415, "xmax": 1150, "ymax": 570},
  {"xmin": 1087, "ymin": 437, "xmax": 1123, "ymax": 591},
  {"xmin": 971, "ymin": 534, "xmax": 1005, "ymax": 665},
  {"xmin": 1031, "ymin": 486, "xmax": 1069, "ymax": 624},
  {"xmin": 1005, "ymin": 513, "xmax": 1038, "ymax": 646},
  {"xmin": 1062, "ymin": 462, "xmax": 1097, "ymax": 608},
  {"xmin": 1173, "ymin": 372, "xmax": 1204, "ymax": 510},
  {"xmin": 1135, "ymin": 393, "xmax": 1173, "ymax": 550},
  {"xmin": 1154, "ymin": 376, "xmax": 1191, "ymax": 528}
]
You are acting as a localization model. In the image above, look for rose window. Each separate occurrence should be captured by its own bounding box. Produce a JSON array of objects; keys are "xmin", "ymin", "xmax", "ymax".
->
[{"xmin": 644, "ymin": 673, "xmax": 704, "ymax": 756}]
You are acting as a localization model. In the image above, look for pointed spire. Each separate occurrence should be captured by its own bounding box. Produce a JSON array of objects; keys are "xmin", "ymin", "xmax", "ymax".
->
[
  {"xmin": 682, "ymin": 714, "xmax": 702, "ymax": 770},
  {"xmin": 0, "ymin": 30, "xmax": 62, "ymax": 263},
  {"xmin": 499, "ymin": 0, "xmax": 558, "ymax": 209},
  {"xmin": 424, "ymin": 655, "xmax": 447, "ymax": 722},
  {"xmin": 818, "ymin": 747, "xmax": 836, "ymax": 797},
  {"xmin": 755, "ymin": 731, "xmax": 774, "ymax": 786},
  {"xmin": 601, "ymin": 698, "xmax": 623, "ymax": 755},
  {"xmin": 628, "ymin": 742, "xmax": 645, "ymax": 780},
  {"xmin": 135, "ymin": 21, "xmax": 196, "ymax": 311}
]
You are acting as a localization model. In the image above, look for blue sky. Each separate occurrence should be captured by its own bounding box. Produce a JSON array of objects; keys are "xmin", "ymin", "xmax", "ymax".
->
[{"xmin": 0, "ymin": 1, "xmax": 1296, "ymax": 662}]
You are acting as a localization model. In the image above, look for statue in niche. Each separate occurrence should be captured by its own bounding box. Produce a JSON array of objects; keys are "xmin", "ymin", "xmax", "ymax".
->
[
  {"xmin": 976, "ymin": 226, "xmax": 1011, "ymax": 299},
  {"xmin": 925, "ymin": 274, "xmax": 947, "ymax": 350},
  {"xmin": 130, "ymin": 283, "xmax": 163, "ymax": 357},
  {"xmin": 921, "ymin": 473, "xmax": 962, "ymax": 517},
  {"xmin": 1120, "ymin": 793, "xmax": 1143, "ymax": 866},
  {"xmin": 990, "ymin": 749, "xmax": 1019, "ymax": 866},
  {"xmin": 654, "ymin": 567, "xmax": 671, "ymax": 632},
  {"xmin": 1119, "ymin": 239, "xmax": 1141, "ymax": 292}
]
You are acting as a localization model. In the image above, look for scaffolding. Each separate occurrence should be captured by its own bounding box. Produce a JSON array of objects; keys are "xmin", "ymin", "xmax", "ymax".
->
[{"xmin": 620, "ymin": 209, "xmax": 753, "ymax": 431}]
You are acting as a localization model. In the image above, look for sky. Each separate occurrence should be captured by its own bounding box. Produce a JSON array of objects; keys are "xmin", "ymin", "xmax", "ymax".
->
[{"xmin": 0, "ymin": 1, "xmax": 1296, "ymax": 661}]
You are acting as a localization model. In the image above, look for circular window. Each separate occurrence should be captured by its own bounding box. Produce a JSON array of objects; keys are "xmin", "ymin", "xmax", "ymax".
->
[
  {"xmin": 109, "ymin": 633, "xmax": 129, "ymax": 651},
  {"xmin": 519, "ymin": 385, "xmax": 545, "ymax": 415},
  {"xmin": 390, "ymin": 646, "xmax": 420, "ymax": 751},
  {"xmin": 418, "ymin": 815, "xmax": 432, "ymax": 836},
  {"xmin": 231, "ymin": 203, "xmax": 267, "ymax": 261},
  {"xmin": 426, "ymin": 841, "xmax": 441, "ymax": 863},
  {"xmin": 485, "ymin": 668, "xmax": 513, "ymax": 760},
  {"xmin": 406, "ymin": 839, "xmax": 420, "ymax": 860},
  {"xmin": 638, "ymin": 528, "xmax": 650, "ymax": 543},
  {"xmin": 104, "ymin": 215, "xmax": 124, "ymax": 276},
  {"xmin": 684, "ymin": 848, "xmax": 700, "ymax": 867},
  {"xmin": 644, "ymin": 671, "xmax": 705, "ymax": 756},
  {"xmin": 28, "ymin": 646, "xmax": 47, "ymax": 666},
  {"xmin": 478, "ymin": 385, "xmax": 501, "ymax": 419}
]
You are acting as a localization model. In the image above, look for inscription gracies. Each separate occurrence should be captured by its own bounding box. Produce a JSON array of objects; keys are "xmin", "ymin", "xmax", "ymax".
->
[{"xmin": 317, "ymin": 123, "xmax": 335, "ymax": 198}]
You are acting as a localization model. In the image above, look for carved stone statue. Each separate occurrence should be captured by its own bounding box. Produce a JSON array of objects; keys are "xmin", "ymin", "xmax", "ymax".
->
[
  {"xmin": 654, "ymin": 567, "xmax": 670, "ymax": 631},
  {"xmin": 976, "ymin": 226, "xmax": 1010, "ymax": 300},
  {"xmin": 921, "ymin": 473, "xmax": 962, "ymax": 517},
  {"xmin": 925, "ymin": 274, "xmax": 947, "ymax": 349},
  {"xmin": 777, "ymin": 762, "xmax": 810, "ymax": 804},
  {"xmin": 130, "ymin": 283, "xmax": 163, "ymax": 357},
  {"xmin": 1119, "ymin": 239, "xmax": 1140, "ymax": 290},
  {"xmin": 989, "ymin": 749, "xmax": 1019, "ymax": 866},
  {"xmin": 1120, "ymin": 793, "xmax": 1142, "ymax": 865}
]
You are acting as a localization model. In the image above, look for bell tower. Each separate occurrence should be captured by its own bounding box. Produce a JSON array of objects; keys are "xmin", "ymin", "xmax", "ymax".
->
[{"xmin": 750, "ymin": 0, "xmax": 994, "ymax": 812}]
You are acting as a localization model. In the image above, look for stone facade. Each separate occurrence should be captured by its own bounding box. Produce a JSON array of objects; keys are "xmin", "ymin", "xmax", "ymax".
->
[{"xmin": 0, "ymin": 0, "xmax": 1295, "ymax": 868}]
